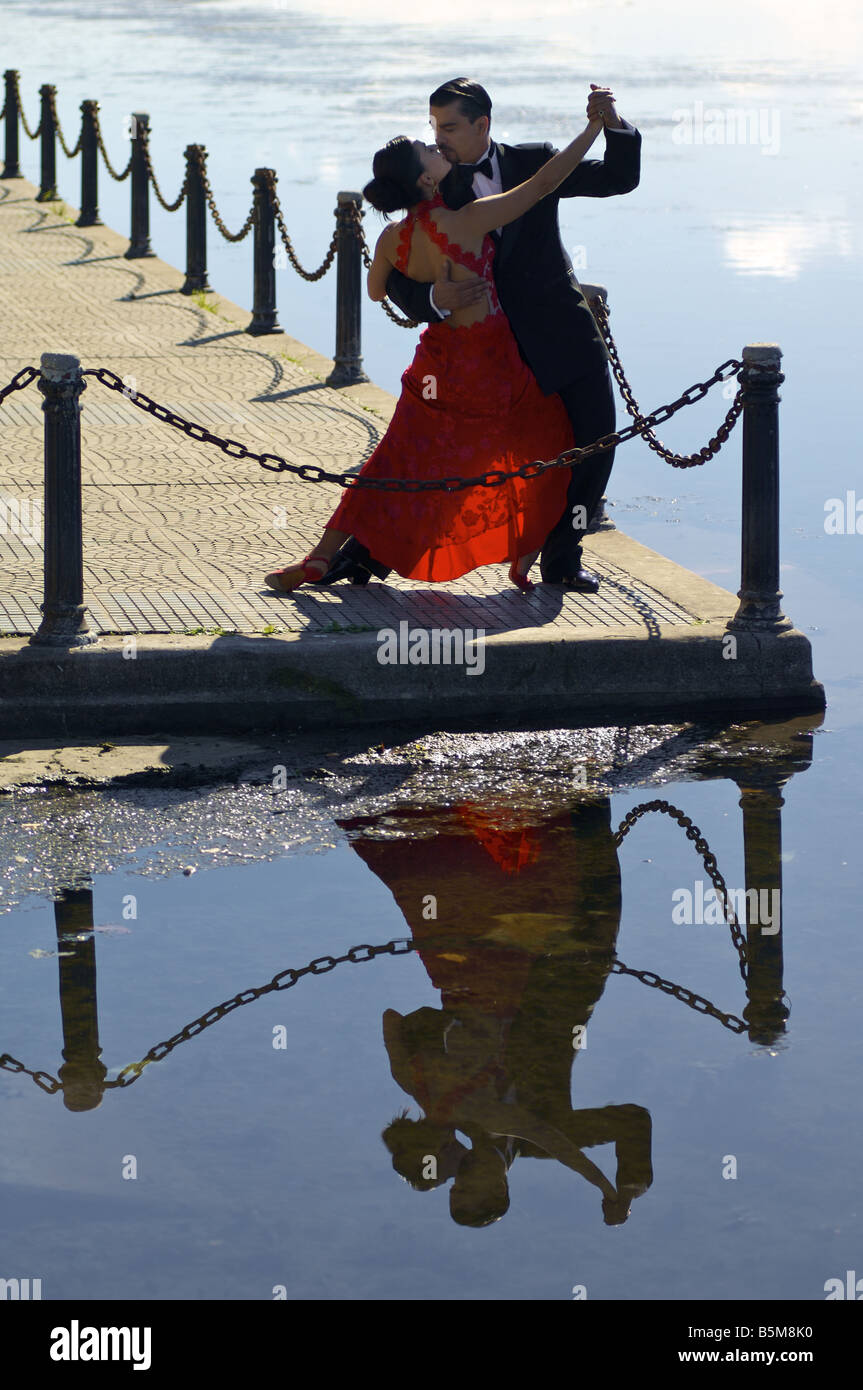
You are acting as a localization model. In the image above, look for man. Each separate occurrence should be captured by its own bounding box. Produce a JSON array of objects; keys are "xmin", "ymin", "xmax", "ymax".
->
[{"xmin": 323, "ymin": 77, "xmax": 641, "ymax": 590}]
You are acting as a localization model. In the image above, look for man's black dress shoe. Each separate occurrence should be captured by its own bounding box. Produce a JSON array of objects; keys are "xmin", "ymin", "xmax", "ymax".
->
[
  {"xmin": 541, "ymin": 567, "xmax": 600, "ymax": 593},
  {"xmin": 317, "ymin": 540, "xmax": 390, "ymax": 586}
]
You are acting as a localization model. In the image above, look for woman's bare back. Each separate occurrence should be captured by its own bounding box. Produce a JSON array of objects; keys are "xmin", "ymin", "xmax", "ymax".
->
[{"xmin": 399, "ymin": 207, "xmax": 496, "ymax": 329}]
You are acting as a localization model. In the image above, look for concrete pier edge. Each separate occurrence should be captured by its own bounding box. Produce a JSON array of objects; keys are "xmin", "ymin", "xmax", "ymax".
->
[{"xmin": 0, "ymin": 178, "xmax": 825, "ymax": 736}]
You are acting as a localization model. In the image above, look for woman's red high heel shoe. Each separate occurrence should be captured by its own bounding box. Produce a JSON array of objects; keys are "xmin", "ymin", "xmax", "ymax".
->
[
  {"xmin": 264, "ymin": 554, "xmax": 330, "ymax": 593},
  {"xmin": 509, "ymin": 560, "xmax": 535, "ymax": 592}
]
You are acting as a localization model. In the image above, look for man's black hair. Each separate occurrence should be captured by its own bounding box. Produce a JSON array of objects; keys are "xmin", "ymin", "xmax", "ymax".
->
[{"xmin": 428, "ymin": 78, "xmax": 492, "ymax": 124}]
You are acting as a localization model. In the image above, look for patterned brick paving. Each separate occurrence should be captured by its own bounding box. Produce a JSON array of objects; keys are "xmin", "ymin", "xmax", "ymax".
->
[{"xmin": 0, "ymin": 182, "xmax": 697, "ymax": 638}]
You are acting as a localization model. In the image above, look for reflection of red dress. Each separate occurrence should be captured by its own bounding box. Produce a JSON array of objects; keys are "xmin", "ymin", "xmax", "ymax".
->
[{"xmin": 326, "ymin": 195, "xmax": 573, "ymax": 582}]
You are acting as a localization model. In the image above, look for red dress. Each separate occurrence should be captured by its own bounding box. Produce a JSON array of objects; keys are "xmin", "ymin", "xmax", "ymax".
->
[{"xmin": 326, "ymin": 195, "xmax": 574, "ymax": 582}]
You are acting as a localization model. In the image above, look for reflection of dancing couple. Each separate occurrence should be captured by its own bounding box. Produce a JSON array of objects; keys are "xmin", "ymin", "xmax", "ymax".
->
[
  {"xmin": 266, "ymin": 77, "xmax": 641, "ymax": 596},
  {"xmin": 340, "ymin": 799, "xmax": 653, "ymax": 1229}
]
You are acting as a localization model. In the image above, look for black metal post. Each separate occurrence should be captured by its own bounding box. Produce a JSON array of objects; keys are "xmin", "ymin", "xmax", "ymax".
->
[
  {"xmin": 30, "ymin": 352, "xmax": 96, "ymax": 648},
  {"xmin": 124, "ymin": 111, "xmax": 154, "ymax": 259},
  {"xmin": 736, "ymin": 776, "xmax": 789, "ymax": 1045},
  {"xmin": 37, "ymin": 83, "xmax": 58, "ymax": 201},
  {"xmin": 326, "ymin": 191, "xmax": 369, "ymax": 387},
  {"xmin": 181, "ymin": 144, "xmax": 210, "ymax": 294},
  {"xmin": 247, "ymin": 168, "xmax": 283, "ymax": 335},
  {"xmin": 76, "ymin": 100, "xmax": 101, "ymax": 226},
  {"xmin": 2, "ymin": 69, "xmax": 21, "ymax": 178},
  {"xmin": 729, "ymin": 344, "xmax": 790, "ymax": 631}
]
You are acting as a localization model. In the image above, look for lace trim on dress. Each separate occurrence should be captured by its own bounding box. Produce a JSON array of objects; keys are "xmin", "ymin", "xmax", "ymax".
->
[
  {"xmin": 415, "ymin": 194, "xmax": 490, "ymax": 275},
  {"xmin": 394, "ymin": 215, "xmax": 413, "ymax": 273}
]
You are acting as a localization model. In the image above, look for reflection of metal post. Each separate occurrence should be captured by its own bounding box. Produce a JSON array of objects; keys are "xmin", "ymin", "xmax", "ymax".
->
[
  {"xmin": 54, "ymin": 887, "xmax": 107, "ymax": 1111},
  {"xmin": 737, "ymin": 777, "xmax": 789, "ymax": 1045}
]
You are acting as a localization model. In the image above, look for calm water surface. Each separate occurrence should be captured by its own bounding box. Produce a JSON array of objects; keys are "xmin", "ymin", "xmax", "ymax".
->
[{"xmin": 1, "ymin": 0, "xmax": 862, "ymax": 1303}]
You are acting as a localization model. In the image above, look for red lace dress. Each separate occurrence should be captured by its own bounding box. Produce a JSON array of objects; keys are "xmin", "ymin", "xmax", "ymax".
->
[{"xmin": 326, "ymin": 194, "xmax": 574, "ymax": 582}]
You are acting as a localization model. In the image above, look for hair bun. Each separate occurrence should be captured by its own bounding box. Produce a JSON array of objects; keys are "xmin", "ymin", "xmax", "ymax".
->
[{"xmin": 363, "ymin": 175, "xmax": 405, "ymax": 215}]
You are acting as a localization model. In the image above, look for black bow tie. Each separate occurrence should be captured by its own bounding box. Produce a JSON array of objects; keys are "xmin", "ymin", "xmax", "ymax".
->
[{"xmin": 460, "ymin": 152, "xmax": 494, "ymax": 180}]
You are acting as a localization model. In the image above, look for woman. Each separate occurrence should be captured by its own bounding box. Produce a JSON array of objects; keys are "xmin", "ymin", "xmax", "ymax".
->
[{"xmin": 265, "ymin": 113, "xmax": 604, "ymax": 594}]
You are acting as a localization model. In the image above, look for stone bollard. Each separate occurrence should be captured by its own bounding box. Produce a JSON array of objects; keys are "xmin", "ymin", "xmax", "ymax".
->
[
  {"xmin": 30, "ymin": 353, "xmax": 96, "ymax": 647},
  {"xmin": 729, "ymin": 344, "xmax": 791, "ymax": 632},
  {"xmin": 76, "ymin": 100, "xmax": 102, "ymax": 227},
  {"xmin": 247, "ymin": 168, "xmax": 283, "ymax": 335},
  {"xmin": 181, "ymin": 144, "xmax": 211, "ymax": 295},
  {"xmin": 2, "ymin": 69, "xmax": 22, "ymax": 179},
  {"xmin": 326, "ymin": 192, "xmax": 370, "ymax": 387},
  {"xmin": 124, "ymin": 112, "xmax": 154, "ymax": 258}
]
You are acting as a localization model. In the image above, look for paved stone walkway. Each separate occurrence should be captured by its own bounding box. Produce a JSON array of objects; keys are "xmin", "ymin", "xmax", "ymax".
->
[{"xmin": 0, "ymin": 178, "xmax": 700, "ymax": 639}]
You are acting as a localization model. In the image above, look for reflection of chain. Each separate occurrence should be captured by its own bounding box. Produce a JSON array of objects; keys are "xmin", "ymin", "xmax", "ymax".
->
[
  {"xmin": 610, "ymin": 962, "xmax": 746, "ymax": 1033},
  {"xmin": 1, "ymin": 917, "xmax": 758, "ymax": 1101},
  {"xmin": 0, "ymin": 1052, "xmax": 62, "ymax": 1095},
  {"xmin": 615, "ymin": 800, "xmax": 749, "ymax": 980}
]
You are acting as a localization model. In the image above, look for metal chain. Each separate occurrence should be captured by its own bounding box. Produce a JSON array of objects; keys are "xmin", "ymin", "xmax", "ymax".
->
[
  {"xmin": 610, "ymin": 961, "xmax": 747, "ymax": 1033},
  {"xmin": 0, "ymin": 365, "xmax": 39, "ymax": 407},
  {"xmin": 263, "ymin": 170, "xmax": 339, "ymax": 280},
  {"xmin": 104, "ymin": 937, "xmax": 417, "ymax": 1089},
  {"xmin": 0, "ymin": 1052, "xmax": 63, "ymax": 1095},
  {"xmin": 190, "ymin": 145, "xmax": 255, "ymax": 243},
  {"xmin": 0, "ymin": 928, "xmax": 751, "ymax": 1101},
  {"xmin": 350, "ymin": 202, "xmax": 419, "ymax": 327},
  {"xmin": 91, "ymin": 107, "xmax": 133, "ymax": 181},
  {"xmin": 614, "ymin": 799, "xmax": 749, "ymax": 980},
  {"xmin": 14, "ymin": 75, "xmax": 41, "ymax": 139},
  {"xmin": 592, "ymin": 296, "xmax": 766, "ymax": 469},
  {"xmin": 81, "ymin": 355, "xmax": 748, "ymax": 493},
  {"xmin": 46, "ymin": 88, "xmax": 83, "ymax": 159},
  {"xmin": 139, "ymin": 128, "xmax": 189, "ymax": 212}
]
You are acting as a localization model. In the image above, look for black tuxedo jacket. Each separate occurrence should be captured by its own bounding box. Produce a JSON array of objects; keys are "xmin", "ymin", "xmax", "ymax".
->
[{"xmin": 385, "ymin": 120, "xmax": 641, "ymax": 396}]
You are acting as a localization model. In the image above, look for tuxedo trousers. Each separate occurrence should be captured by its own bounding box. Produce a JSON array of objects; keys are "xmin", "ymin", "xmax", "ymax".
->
[{"xmin": 538, "ymin": 361, "xmax": 616, "ymax": 580}]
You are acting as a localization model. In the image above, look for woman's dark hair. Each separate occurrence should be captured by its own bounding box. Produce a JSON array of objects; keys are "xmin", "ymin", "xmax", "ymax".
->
[{"xmin": 363, "ymin": 136, "xmax": 424, "ymax": 217}]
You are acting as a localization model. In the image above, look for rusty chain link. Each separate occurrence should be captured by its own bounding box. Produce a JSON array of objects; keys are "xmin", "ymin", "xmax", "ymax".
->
[
  {"xmin": 139, "ymin": 127, "xmax": 189, "ymax": 212},
  {"xmin": 13, "ymin": 74, "xmax": 41, "ymax": 140},
  {"xmin": 262, "ymin": 169, "xmax": 339, "ymax": 280},
  {"xmin": 609, "ymin": 961, "xmax": 747, "ymax": 1033},
  {"xmin": 350, "ymin": 201, "xmax": 419, "ymax": 327},
  {"xmin": 190, "ymin": 145, "xmax": 255, "ymax": 242},
  {"xmin": 592, "ymin": 295, "xmax": 764, "ymax": 469},
  {"xmin": 90, "ymin": 106, "xmax": 133, "ymax": 182},
  {"xmin": 0, "ymin": 365, "xmax": 39, "ymax": 407},
  {"xmin": 78, "ymin": 354, "xmax": 747, "ymax": 492},
  {"xmin": 0, "ymin": 1052, "xmax": 63, "ymax": 1095},
  {"xmin": 614, "ymin": 799, "xmax": 749, "ymax": 980},
  {"xmin": 46, "ymin": 87, "xmax": 83, "ymax": 159},
  {"xmin": 1, "ymin": 915, "xmax": 756, "ymax": 1101}
]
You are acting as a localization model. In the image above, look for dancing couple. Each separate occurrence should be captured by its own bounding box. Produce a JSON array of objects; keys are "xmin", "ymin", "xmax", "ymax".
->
[{"xmin": 265, "ymin": 77, "xmax": 641, "ymax": 596}]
